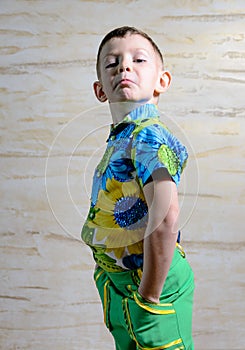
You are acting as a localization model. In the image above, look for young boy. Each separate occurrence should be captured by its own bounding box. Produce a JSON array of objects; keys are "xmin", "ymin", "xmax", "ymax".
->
[{"xmin": 81, "ymin": 26, "xmax": 194, "ymax": 350}]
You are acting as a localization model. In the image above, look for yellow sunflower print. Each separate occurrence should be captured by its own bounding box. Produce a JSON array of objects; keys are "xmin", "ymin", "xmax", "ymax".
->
[{"xmin": 88, "ymin": 178, "xmax": 148, "ymax": 259}]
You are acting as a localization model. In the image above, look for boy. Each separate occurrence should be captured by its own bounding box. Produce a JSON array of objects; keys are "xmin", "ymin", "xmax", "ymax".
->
[{"xmin": 81, "ymin": 26, "xmax": 194, "ymax": 349}]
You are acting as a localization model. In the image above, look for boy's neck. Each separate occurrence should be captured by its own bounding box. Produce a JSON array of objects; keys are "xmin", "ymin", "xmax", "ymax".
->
[{"xmin": 109, "ymin": 101, "xmax": 154, "ymax": 125}]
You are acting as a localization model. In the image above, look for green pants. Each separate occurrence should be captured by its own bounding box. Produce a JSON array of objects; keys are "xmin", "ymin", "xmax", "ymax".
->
[{"xmin": 94, "ymin": 248, "xmax": 194, "ymax": 350}]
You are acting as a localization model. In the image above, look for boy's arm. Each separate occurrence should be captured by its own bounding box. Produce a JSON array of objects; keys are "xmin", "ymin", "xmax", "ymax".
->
[{"xmin": 138, "ymin": 171, "xmax": 179, "ymax": 304}]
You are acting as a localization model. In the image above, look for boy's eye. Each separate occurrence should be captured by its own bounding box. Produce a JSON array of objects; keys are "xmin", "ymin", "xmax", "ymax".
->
[
  {"xmin": 134, "ymin": 58, "xmax": 146, "ymax": 63},
  {"xmin": 105, "ymin": 62, "xmax": 117, "ymax": 68}
]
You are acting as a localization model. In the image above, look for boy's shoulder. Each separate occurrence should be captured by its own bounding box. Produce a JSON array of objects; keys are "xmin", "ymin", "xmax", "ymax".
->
[
  {"xmin": 131, "ymin": 116, "xmax": 188, "ymax": 160},
  {"xmin": 131, "ymin": 117, "xmax": 171, "ymax": 140}
]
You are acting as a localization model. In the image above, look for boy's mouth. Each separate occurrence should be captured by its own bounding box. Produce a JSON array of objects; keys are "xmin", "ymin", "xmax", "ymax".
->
[{"xmin": 114, "ymin": 77, "xmax": 135, "ymax": 89}]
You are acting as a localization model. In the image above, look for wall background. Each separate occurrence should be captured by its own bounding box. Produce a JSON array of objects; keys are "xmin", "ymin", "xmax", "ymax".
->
[{"xmin": 1, "ymin": 1, "xmax": 244, "ymax": 349}]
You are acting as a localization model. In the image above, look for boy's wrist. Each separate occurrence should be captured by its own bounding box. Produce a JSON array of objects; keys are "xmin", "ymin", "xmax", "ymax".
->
[{"xmin": 137, "ymin": 287, "xmax": 160, "ymax": 304}]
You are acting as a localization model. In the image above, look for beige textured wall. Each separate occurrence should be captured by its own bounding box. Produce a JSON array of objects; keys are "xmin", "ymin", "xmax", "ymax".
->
[{"xmin": 1, "ymin": 0, "xmax": 245, "ymax": 349}]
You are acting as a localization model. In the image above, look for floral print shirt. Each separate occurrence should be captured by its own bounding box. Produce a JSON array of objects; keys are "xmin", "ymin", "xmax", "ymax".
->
[{"xmin": 81, "ymin": 104, "xmax": 188, "ymax": 272}]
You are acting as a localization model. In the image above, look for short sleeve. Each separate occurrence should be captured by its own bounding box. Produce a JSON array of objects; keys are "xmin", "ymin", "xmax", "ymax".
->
[{"xmin": 131, "ymin": 122, "xmax": 188, "ymax": 187}]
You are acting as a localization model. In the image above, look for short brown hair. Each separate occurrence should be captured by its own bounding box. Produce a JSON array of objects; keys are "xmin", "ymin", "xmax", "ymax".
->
[{"xmin": 96, "ymin": 26, "xmax": 164, "ymax": 78}]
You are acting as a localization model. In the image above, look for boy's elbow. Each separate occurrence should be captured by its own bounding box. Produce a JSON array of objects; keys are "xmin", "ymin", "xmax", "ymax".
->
[
  {"xmin": 162, "ymin": 205, "xmax": 179, "ymax": 232},
  {"xmin": 148, "ymin": 205, "xmax": 179, "ymax": 236}
]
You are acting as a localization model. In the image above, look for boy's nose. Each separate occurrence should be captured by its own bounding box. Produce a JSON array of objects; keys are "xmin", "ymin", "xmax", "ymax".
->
[
  {"xmin": 118, "ymin": 65, "xmax": 131, "ymax": 73},
  {"xmin": 118, "ymin": 58, "xmax": 132, "ymax": 73}
]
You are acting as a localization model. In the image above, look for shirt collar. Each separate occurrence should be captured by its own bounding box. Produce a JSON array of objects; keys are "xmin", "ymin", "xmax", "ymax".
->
[
  {"xmin": 108, "ymin": 104, "xmax": 160, "ymax": 140},
  {"xmin": 123, "ymin": 103, "xmax": 159, "ymax": 123}
]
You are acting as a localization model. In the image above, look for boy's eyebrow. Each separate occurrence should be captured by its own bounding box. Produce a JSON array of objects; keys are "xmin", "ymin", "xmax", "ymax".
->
[
  {"xmin": 102, "ymin": 53, "xmax": 118, "ymax": 59},
  {"xmin": 102, "ymin": 48, "xmax": 151, "ymax": 60}
]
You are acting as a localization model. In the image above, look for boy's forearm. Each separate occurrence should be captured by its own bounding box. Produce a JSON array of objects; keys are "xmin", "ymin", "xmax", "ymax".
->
[{"xmin": 138, "ymin": 223, "xmax": 178, "ymax": 303}]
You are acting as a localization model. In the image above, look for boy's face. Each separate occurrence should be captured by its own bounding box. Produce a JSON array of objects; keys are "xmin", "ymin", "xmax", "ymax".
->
[{"xmin": 94, "ymin": 34, "xmax": 170, "ymax": 104}]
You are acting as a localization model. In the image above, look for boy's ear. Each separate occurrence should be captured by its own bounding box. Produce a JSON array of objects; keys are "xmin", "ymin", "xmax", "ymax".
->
[
  {"xmin": 93, "ymin": 81, "xmax": 108, "ymax": 102},
  {"xmin": 154, "ymin": 71, "xmax": 171, "ymax": 96}
]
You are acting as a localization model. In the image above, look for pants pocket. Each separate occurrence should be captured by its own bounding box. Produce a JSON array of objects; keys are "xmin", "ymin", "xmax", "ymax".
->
[
  {"xmin": 122, "ymin": 291, "xmax": 185, "ymax": 350},
  {"xmin": 94, "ymin": 267, "xmax": 112, "ymax": 331}
]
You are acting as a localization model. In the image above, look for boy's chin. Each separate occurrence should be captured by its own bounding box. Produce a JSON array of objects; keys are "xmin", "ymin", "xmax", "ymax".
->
[
  {"xmin": 109, "ymin": 100, "xmax": 146, "ymax": 107},
  {"xmin": 109, "ymin": 96, "xmax": 151, "ymax": 104}
]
